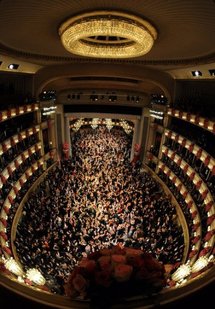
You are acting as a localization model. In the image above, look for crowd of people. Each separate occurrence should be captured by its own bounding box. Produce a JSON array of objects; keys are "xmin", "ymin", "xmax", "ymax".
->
[{"xmin": 15, "ymin": 126, "xmax": 184, "ymax": 293}]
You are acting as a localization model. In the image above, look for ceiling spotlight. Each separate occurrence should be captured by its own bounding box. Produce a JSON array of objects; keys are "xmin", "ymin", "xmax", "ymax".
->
[
  {"xmin": 8, "ymin": 63, "xmax": 19, "ymax": 70},
  {"xmin": 192, "ymin": 70, "xmax": 202, "ymax": 77}
]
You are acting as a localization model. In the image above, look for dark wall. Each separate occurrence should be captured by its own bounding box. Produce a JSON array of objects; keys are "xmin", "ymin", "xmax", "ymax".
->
[
  {"xmin": 64, "ymin": 104, "xmax": 142, "ymax": 115},
  {"xmin": 0, "ymin": 72, "xmax": 34, "ymax": 109}
]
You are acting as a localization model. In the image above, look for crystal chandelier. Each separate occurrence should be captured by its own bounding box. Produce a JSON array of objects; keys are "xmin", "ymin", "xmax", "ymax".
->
[{"xmin": 59, "ymin": 11, "xmax": 157, "ymax": 59}]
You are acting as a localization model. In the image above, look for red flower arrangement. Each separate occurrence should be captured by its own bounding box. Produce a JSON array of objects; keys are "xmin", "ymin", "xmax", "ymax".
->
[{"xmin": 64, "ymin": 246, "xmax": 166, "ymax": 304}]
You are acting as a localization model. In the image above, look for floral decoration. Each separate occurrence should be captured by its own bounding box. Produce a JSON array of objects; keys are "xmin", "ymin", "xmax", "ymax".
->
[{"xmin": 64, "ymin": 246, "xmax": 166, "ymax": 304}]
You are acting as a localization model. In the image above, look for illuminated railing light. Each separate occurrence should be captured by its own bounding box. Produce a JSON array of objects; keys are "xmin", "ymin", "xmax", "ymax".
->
[
  {"xmin": 191, "ymin": 257, "xmax": 209, "ymax": 273},
  {"xmin": 5, "ymin": 258, "xmax": 24, "ymax": 276},
  {"xmin": 171, "ymin": 264, "xmax": 191, "ymax": 282},
  {"xmin": 26, "ymin": 268, "xmax": 46, "ymax": 285}
]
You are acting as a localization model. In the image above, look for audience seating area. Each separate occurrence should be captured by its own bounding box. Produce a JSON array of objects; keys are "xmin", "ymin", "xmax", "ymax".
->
[
  {"xmin": 146, "ymin": 108, "xmax": 215, "ymax": 275},
  {"xmin": 0, "ymin": 104, "xmax": 56, "ymax": 262}
]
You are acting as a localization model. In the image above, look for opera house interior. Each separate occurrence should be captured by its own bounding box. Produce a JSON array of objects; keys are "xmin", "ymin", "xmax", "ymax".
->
[{"xmin": 0, "ymin": 1, "xmax": 214, "ymax": 308}]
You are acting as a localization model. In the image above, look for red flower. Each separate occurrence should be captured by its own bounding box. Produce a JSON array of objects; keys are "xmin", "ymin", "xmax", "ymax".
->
[
  {"xmin": 99, "ymin": 248, "xmax": 112, "ymax": 256},
  {"xmin": 111, "ymin": 254, "xmax": 126, "ymax": 264},
  {"xmin": 64, "ymin": 246, "xmax": 166, "ymax": 299},
  {"xmin": 125, "ymin": 247, "xmax": 143, "ymax": 257},
  {"xmin": 79, "ymin": 258, "xmax": 96, "ymax": 274},
  {"xmin": 98, "ymin": 255, "xmax": 111, "ymax": 270},
  {"xmin": 127, "ymin": 255, "xmax": 145, "ymax": 269},
  {"xmin": 114, "ymin": 264, "xmax": 133, "ymax": 282},
  {"xmin": 72, "ymin": 274, "xmax": 88, "ymax": 294},
  {"xmin": 135, "ymin": 266, "xmax": 150, "ymax": 281},
  {"xmin": 144, "ymin": 255, "xmax": 164, "ymax": 272},
  {"xmin": 111, "ymin": 245, "xmax": 126, "ymax": 255},
  {"xmin": 64, "ymin": 268, "xmax": 81, "ymax": 297},
  {"xmin": 95, "ymin": 269, "xmax": 112, "ymax": 287},
  {"xmin": 88, "ymin": 251, "xmax": 102, "ymax": 260}
]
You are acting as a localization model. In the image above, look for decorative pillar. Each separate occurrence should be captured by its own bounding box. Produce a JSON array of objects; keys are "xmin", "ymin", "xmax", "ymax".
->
[
  {"xmin": 155, "ymin": 109, "xmax": 169, "ymax": 174},
  {"xmin": 64, "ymin": 116, "xmax": 72, "ymax": 157},
  {"xmin": 130, "ymin": 119, "xmax": 140, "ymax": 162},
  {"xmin": 47, "ymin": 115, "xmax": 57, "ymax": 150},
  {"xmin": 139, "ymin": 108, "xmax": 151, "ymax": 163},
  {"xmin": 55, "ymin": 105, "xmax": 65, "ymax": 158}
]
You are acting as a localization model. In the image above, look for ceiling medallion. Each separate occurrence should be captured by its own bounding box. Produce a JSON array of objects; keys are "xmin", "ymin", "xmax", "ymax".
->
[{"xmin": 59, "ymin": 11, "xmax": 157, "ymax": 59}]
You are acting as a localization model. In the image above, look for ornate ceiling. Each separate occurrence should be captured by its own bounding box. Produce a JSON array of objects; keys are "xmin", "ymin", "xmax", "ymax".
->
[{"xmin": 0, "ymin": 0, "xmax": 215, "ymax": 98}]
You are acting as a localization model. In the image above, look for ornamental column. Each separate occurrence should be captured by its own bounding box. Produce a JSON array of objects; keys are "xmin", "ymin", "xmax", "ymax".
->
[
  {"xmin": 139, "ymin": 108, "xmax": 151, "ymax": 163},
  {"xmin": 64, "ymin": 115, "xmax": 72, "ymax": 157}
]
